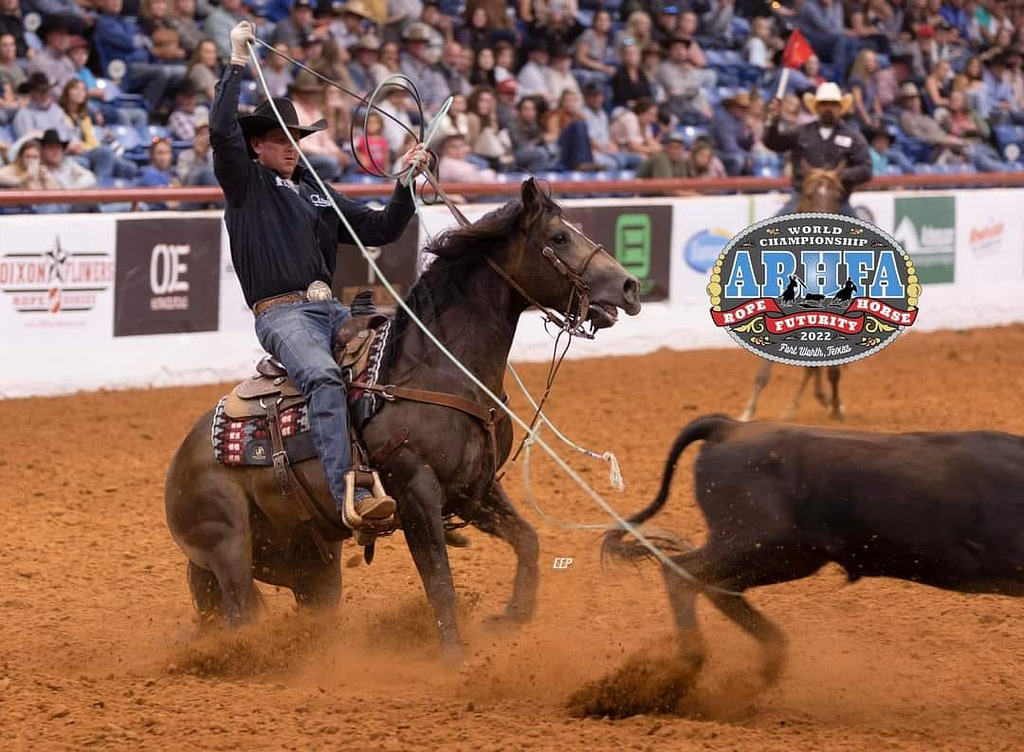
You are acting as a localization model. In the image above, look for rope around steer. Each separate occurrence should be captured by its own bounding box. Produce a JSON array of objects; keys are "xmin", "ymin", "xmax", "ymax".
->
[{"xmin": 245, "ymin": 39, "xmax": 740, "ymax": 596}]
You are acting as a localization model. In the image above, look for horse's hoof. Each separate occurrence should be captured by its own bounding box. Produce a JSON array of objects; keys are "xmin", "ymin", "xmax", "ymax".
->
[
  {"xmin": 440, "ymin": 641, "xmax": 465, "ymax": 667},
  {"xmin": 831, "ymin": 406, "xmax": 846, "ymax": 421},
  {"xmin": 444, "ymin": 529, "xmax": 472, "ymax": 548},
  {"xmin": 737, "ymin": 410, "xmax": 753, "ymax": 422}
]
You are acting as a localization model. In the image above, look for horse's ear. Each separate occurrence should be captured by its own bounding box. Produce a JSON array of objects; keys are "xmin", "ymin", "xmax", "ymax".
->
[
  {"xmin": 521, "ymin": 177, "xmax": 541, "ymax": 214},
  {"xmin": 800, "ymin": 157, "xmax": 811, "ymax": 174}
]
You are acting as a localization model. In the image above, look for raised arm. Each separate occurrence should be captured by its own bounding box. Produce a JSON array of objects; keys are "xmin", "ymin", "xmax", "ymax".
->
[{"xmin": 210, "ymin": 22, "xmax": 256, "ymax": 206}]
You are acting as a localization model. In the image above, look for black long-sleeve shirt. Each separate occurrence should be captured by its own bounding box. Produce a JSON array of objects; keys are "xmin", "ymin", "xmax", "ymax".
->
[
  {"xmin": 210, "ymin": 64, "xmax": 415, "ymax": 309},
  {"xmin": 763, "ymin": 118, "xmax": 872, "ymax": 199}
]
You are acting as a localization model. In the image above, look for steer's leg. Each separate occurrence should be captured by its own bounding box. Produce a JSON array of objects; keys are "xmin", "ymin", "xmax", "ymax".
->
[
  {"xmin": 827, "ymin": 366, "xmax": 844, "ymax": 420},
  {"xmin": 739, "ymin": 362, "xmax": 773, "ymax": 422}
]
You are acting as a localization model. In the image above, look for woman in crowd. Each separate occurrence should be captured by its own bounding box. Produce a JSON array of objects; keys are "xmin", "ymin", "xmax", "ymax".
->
[
  {"xmin": 187, "ymin": 39, "xmax": 220, "ymax": 103},
  {"xmin": 848, "ymin": 48, "xmax": 883, "ymax": 129},
  {"xmin": 466, "ymin": 85, "xmax": 515, "ymax": 170},
  {"xmin": 470, "ymin": 47, "xmax": 497, "ymax": 87},
  {"xmin": 575, "ymin": 9, "xmax": 618, "ymax": 77},
  {"xmin": 610, "ymin": 37, "xmax": 651, "ymax": 109}
]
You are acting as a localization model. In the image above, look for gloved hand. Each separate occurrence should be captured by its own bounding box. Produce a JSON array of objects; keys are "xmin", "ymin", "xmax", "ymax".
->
[{"xmin": 230, "ymin": 21, "xmax": 255, "ymax": 67}]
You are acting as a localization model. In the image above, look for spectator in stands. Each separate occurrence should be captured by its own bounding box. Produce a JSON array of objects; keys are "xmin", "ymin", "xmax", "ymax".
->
[
  {"xmin": 775, "ymin": 0, "xmax": 861, "ymax": 84},
  {"xmin": 400, "ymin": 23, "xmax": 449, "ymax": 115},
  {"xmin": 745, "ymin": 16, "xmax": 780, "ymax": 69},
  {"xmin": 419, "ymin": 1, "xmax": 452, "ymax": 65},
  {"xmin": 470, "ymin": 47, "xmax": 497, "ymax": 87},
  {"xmin": 432, "ymin": 91, "xmax": 470, "ymax": 139},
  {"xmin": 169, "ymin": 0, "xmax": 203, "ymax": 55},
  {"xmin": 260, "ymin": 42, "xmax": 295, "ymax": 100},
  {"xmin": 517, "ymin": 39, "xmax": 552, "ymax": 103},
  {"xmin": 466, "ymin": 85, "xmax": 514, "ymax": 171},
  {"xmin": 711, "ymin": 90, "xmax": 754, "ymax": 176},
  {"xmin": 95, "ymin": 0, "xmax": 178, "ymax": 113},
  {"xmin": 436, "ymin": 132, "xmax": 496, "ymax": 183},
  {"xmin": 439, "ymin": 40, "xmax": 472, "ymax": 96},
  {"xmin": 651, "ymin": 5, "xmax": 680, "ymax": 48},
  {"xmin": 272, "ymin": 0, "xmax": 315, "ymax": 58},
  {"xmin": 657, "ymin": 35, "xmax": 714, "ymax": 124},
  {"xmin": 676, "ymin": 11, "xmax": 708, "ymax": 67},
  {"xmin": 937, "ymin": 88, "xmax": 1004, "ymax": 170},
  {"xmin": 287, "ymin": 71, "xmax": 349, "ymax": 179},
  {"xmin": 865, "ymin": 124, "xmax": 914, "ymax": 175},
  {"xmin": 385, "ymin": 0, "xmax": 425, "ymax": 43},
  {"xmin": 519, "ymin": 0, "xmax": 578, "ymax": 26},
  {"xmin": 1005, "ymin": 47, "xmax": 1024, "ymax": 112},
  {"xmin": 582, "ymin": 83, "xmax": 640, "ymax": 171},
  {"xmin": 509, "ymin": 94, "xmax": 558, "ymax": 171},
  {"xmin": 542, "ymin": 88, "xmax": 600, "ymax": 171},
  {"xmin": 846, "ymin": 0, "xmax": 892, "ymax": 55},
  {"xmin": 465, "ymin": 0, "xmax": 513, "ymax": 37},
  {"xmin": 59, "ymin": 78, "xmax": 135, "ymax": 180},
  {"xmin": 13, "ymin": 72, "xmax": 75, "ymax": 141},
  {"xmin": 897, "ymin": 81, "xmax": 967, "ymax": 163},
  {"xmin": 204, "ymin": 0, "xmax": 251, "ymax": 61},
  {"xmin": 493, "ymin": 42, "xmax": 514, "ymax": 83},
  {"xmin": 688, "ymin": 135, "xmax": 727, "ymax": 178},
  {"xmin": 0, "ymin": 0, "xmax": 29, "ymax": 60},
  {"xmin": 39, "ymin": 127, "xmax": 96, "ymax": 192},
  {"xmin": 29, "ymin": 17, "xmax": 77, "ymax": 98},
  {"xmin": 982, "ymin": 52, "xmax": 1023, "ymax": 124},
  {"xmin": 615, "ymin": 11, "xmax": 653, "ymax": 51},
  {"xmin": 924, "ymin": 20, "xmax": 969, "ymax": 72},
  {"xmin": 494, "ymin": 78, "xmax": 517, "ymax": 131},
  {"xmin": 609, "ymin": 97, "xmax": 662, "ymax": 157},
  {"xmin": 330, "ymin": 0, "xmax": 375, "ymax": 51},
  {"xmin": 354, "ymin": 111, "xmax": 390, "ymax": 173},
  {"xmin": 700, "ymin": 0, "xmax": 735, "ymax": 47},
  {"xmin": 611, "ymin": 38, "xmax": 652, "ymax": 109},
  {"xmin": 0, "ymin": 137, "xmax": 61, "ymax": 193},
  {"xmin": 526, "ymin": 0, "xmax": 583, "ymax": 53},
  {"xmin": 187, "ymin": 38, "xmax": 221, "ymax": 103},
  {"xmin": 168, "ymin": 80, "xmax": 201, "ymax": 140},
  {"xmin": 637, "ymin": 131, "xmax": 688, "ymax": 178},
  {"xmin": 136, "ymin": 136, "xmax": 179, "ymax": 209},
  {"xmin": 941, "ymin": 0, "xmax": 971, "ymax": 41},
  {"xmin": 378, "ymin": 86, "xmax": 415, "ymax": 155},
  {"xmin": 176, "ymin": 108, "xmax": 215, "ymax": 186},
  {"xmin": 544, "ymin": 48, "xmax": 581, "ymax": 106},
  {"xmin": 641, "ymin": 41, "xmax": 667, "ymax": 103},
  {"xmin": 924, "ymin": 58, "xmax": 953, "ymax": 110},
  {"xmin": 21, "ymin": 0, "xmax": 92, "ymax": 36},
  {"xmin": 847, "ymin": 48, "xmax": 883, "ymax": 130},
  {"xmin": 347, "ymin": 34, "xmax": 384, "ymax": 91},
  {"xmin": 142, "ymin": 0, "xmax": 188, "ymax": 64},
  {"xmin": 0, "ymin": 32, "xmax": 25, "ymax": 103},
  {"xmin": 763, "ymin": 81, "xmax": 871, "ymax": 217},
  {"xmin": 301, "ymin": 33, "xmax": 326, "ymax": 65},
  {"xmin": 575, "ymin": 9, "xmax": 617, "ymax": 78}
]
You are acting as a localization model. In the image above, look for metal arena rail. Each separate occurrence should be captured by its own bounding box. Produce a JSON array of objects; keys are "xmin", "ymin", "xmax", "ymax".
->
[{"xmin": 3, "ymin": 171, "xmax": 1024, "ymax": 210}]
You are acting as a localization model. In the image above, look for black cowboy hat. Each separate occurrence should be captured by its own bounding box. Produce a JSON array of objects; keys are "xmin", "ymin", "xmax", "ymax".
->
[
  {"xmin": 38, "ymin": 16, "xmax": 70, "ymax": 39},
  {"xmin": 40, "ymin": 128, "xmax": 69, "ymax": 148},
  {"xmin": 17, "ymin": 71, "xmax": 51, "ymax": 95},
  {"xmin": 238, "ymin": 97, "xmax": 327, "ymax": 158}
]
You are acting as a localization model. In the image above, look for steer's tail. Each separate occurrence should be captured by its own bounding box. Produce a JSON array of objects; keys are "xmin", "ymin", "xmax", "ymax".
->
[{"xmin": 601, "ymin": 414, "xmax": 735, "ymax": 565}]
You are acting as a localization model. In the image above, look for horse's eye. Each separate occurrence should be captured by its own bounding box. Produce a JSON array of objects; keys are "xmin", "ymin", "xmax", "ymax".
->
[{"xmin": 552, "ymin": 233, "xmax": 568, "ymax": 245}]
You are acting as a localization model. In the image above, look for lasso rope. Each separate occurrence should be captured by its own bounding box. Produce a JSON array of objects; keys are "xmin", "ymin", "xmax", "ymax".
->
[{"xmin": 245, "ymin": 40, "xmax": 738, "ymax": 595}]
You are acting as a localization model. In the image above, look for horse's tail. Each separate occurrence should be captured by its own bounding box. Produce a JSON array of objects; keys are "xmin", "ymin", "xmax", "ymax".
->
[{"xmin": 601, "ymin": 414, "xmax": 735, "ymax": 565}]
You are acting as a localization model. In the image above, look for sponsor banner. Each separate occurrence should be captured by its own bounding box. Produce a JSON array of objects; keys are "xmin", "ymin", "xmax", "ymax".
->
[
  {"xmin": 114, "ymin": 217, "xmax": 221, "ymax": 337},
  {"xmin": 563, "ymin": 204, "xmax": 671, "ymax": 302},
  {"xmin": 893, "ymin": 195, "xmax": 956, "ymax": 284},
  {"xmin": 671, "ymin": 195, "xmax": 752, "ymax": 303},
  {"xmin": 953, "ymin": 189, "xmax": 1024, "ymax": 284},
  {"xmin": 0, "ymin": 215, "xmax": 115, "ymax": 338},
  {"xmin": 333, "ymin": 215, "xmax": 419, "ymax": 306}
]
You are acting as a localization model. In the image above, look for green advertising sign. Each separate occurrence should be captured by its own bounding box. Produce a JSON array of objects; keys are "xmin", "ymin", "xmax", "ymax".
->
[{"xmin": 892, "ymin": 196, "xmax": 955, "ymax": 284}]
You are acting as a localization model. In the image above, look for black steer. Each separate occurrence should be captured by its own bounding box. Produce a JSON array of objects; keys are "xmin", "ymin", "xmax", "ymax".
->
[{"xmin": 603, "ymin": 414, "xmax": 1024, "ymax": 681}]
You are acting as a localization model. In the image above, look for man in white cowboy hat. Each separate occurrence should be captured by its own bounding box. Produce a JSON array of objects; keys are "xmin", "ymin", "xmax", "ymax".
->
[
  {"xmin": 764, "ymin": 80, "xmax": 871, "ymax": 217},
  {"xmin": 211, "ymin": 21, "xmax": 430, "ymax": 528}
]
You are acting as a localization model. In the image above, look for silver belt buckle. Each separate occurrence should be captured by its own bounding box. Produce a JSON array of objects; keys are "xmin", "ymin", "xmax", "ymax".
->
[{"xmin": 306, "ymin": 280, "xmax": 332, "ymax": 302}]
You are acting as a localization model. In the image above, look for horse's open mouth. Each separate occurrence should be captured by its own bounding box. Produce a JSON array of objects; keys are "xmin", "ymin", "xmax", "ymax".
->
[{"xmin": 587, "ymin": 302, "xmax": 620, "ymax": 329}]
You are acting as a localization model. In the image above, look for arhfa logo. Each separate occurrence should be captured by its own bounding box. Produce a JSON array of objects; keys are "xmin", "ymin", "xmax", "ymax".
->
[
  {"xmin": 708, "ymin": 213, "xmax": 920, "ymax": 367},
  {"xmin": 0, "ymin": 236, "xmax": 113, "ymax": 316}
]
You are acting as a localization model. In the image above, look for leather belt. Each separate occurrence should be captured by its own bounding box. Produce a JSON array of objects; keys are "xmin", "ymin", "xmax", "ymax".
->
[{"xmin": 253, "ymin": 290, "xmax": 337, "ymax": 317}]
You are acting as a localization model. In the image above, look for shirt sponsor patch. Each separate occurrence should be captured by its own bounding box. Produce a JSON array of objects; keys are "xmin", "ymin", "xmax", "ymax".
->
[
  {"xmin": 835, "ymin": 134, "xmax": 852, "ymax": 148},
  {"xmin": 310, "ymin": 193, "xmax": 332, "ymax": 208}
]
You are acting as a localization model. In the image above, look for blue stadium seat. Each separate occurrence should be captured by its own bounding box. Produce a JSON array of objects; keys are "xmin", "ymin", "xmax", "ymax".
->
[
  {"xmin": 106, "ymin": 124, "xmax": 142, "ymax": 152},
  {"xmin": 614, "ymin": 169, "xmax": 637, "ymax": 181},
  {"xmin": 895, "ymin": 137, "xmax": 931, "ymax": 164},
  {"xmin": 913, "ymin": 162, "xmax": 936, "ymax": 174},
  {"xmin": 144, "ymin": 124, "xmax": 170, "ymax": 141}
]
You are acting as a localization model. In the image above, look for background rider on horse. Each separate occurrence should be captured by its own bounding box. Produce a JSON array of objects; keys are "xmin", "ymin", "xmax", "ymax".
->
[
  {"xmin": 211, "ymin": 21, "xmax": 429, "ymax": 529},
  {"xmin": 764, "ymin": 81, "xmax": 872, "ymax": 218}
]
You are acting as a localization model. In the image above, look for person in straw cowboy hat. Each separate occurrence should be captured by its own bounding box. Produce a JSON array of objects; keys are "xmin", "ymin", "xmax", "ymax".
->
[
  {"xmin": 764, "ymin": 80, "xmax": 871, "ymax": 217},
  {"xmin": 711, "ymin": 89, "xmax": 755, "ymax": 176},
  {"xmin": 211, "ymin": 21, "xmax": 430, "ymax": 528}
]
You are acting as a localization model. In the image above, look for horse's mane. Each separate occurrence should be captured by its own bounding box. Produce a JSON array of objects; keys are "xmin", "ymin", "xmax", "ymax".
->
[{"xmin": 382, "ymin": 188, "xmax": 561, "ymax": 372}]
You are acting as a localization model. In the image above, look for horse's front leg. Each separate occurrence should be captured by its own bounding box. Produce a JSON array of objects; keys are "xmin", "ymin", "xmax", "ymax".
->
[
  {"xmin": 827, "ymin": 366, "xmax": 845, "ymax": 419},
  {"xmin": 394, "ymin": 458, "xmax": 462, "ymax": 660},
  {"xmin": 469, "ymin": 481, "xmax": 539, "ymax": 626}
]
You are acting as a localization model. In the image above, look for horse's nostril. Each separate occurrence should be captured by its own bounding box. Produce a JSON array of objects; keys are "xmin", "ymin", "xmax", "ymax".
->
[{"xmin": 624, "ymin": 277, "xmax": 640, "ymax": 301}]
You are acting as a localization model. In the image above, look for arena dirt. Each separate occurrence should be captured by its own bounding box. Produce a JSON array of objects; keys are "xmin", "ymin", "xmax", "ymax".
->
[{"xmin": 2, "ymin": 325, "xmax": 1023, "ymax": 750}]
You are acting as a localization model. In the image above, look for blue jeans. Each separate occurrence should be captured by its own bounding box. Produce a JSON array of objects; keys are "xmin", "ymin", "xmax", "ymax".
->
[
  {"xmin": 254, "ymin": 299, "xmax": 354, "ymax": 510},
  {"xmin": 775, "ymin": 192, "xmax": 857, "ymax": 218}
]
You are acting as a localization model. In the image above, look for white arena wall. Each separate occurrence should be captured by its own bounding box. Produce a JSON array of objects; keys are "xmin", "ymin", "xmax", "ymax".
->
[{"xmin": 3, "ymin": 187, "xmax": 1023, "ymax": 398}]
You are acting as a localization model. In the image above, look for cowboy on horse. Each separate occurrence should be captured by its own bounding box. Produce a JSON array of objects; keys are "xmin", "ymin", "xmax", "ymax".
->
[
  {"xmin": 211, "ymin": 21, "xmax": 430, "ymax": 530},
  {"xmin": 764, "ymin": 81, "xmax": 872, "ymax": 218}
]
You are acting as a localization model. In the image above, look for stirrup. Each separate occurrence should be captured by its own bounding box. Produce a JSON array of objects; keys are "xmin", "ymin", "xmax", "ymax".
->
[{"xmin": 342, "ymin": 469, "xmax": 397, "ymax": 543}]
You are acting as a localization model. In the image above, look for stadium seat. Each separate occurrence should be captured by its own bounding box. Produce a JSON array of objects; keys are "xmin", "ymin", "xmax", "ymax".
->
[
  {"xmin": 106, "ymin": 124, "xmax": 142, "ymax": 152},
  {"xmin": 895, "ymin": 137, "xmax": 931, "ymax": 164}
]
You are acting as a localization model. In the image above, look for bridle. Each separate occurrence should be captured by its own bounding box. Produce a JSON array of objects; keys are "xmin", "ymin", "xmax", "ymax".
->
[{"xmin": 420, "ymin": 169, "xmax": 605, "ymax": 340}]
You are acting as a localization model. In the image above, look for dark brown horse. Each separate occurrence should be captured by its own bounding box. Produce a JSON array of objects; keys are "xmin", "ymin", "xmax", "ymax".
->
[
  {"xmin": 164, "ymin": 178, "xmax": 642, "ymax": 658},
  {"xmin": 738, "ymin": 161, "xmax": 846, "ymax": 423}
]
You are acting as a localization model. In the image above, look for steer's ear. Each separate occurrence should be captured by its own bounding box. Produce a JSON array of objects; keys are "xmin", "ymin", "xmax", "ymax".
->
[{"xmin": 521, "ymin": 177, "xmax": 541, "ymax": 214}]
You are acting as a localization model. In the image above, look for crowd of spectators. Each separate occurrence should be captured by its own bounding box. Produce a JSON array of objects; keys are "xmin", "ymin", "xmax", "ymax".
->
[{"xmin": 4, "ymin": 0, "xmax": 1024, "ymax": 211}]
